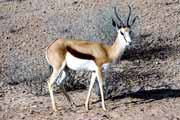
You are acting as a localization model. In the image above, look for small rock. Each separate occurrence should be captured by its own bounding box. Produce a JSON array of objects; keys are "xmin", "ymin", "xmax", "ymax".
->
[
  {"xmin": 155, "ymin": 61, "xmax": 159, "ymax": 65},
  {"xmin": 176, "ymin": 117, "xmax": 180, "ymax": 120},
  {"xmin": 0, "ymin": 16, "xmax": 4, "ymax": 20},
  {"xmin": 9, "ymin": 115, "xmax": 14, "ymax": 119},
  {"xmin": 64, "ymin": 29, "xmax": 69, "ymax": 33},
  {"xmin": 49, "ymin": 111, "xmax": 53, "ymax": 115},
  {"xmin": 9, "ymin": 27, "xmax": 17, "ymax": 33},
  {"xmin": 9, "ymin": 48, "xmax": 13, "ymax": 51},
  {"xmin": 140, "ymin": 108, "xmax": 144, "ymax": 111},
  {"xmin": 30, "ymin": 110, "xmax": 35, "ymax": 114},
  {"xmin": 102, "ymin": 114, "xmax": 109, "ymax": 119},
  {"xmin": 32, "ymin": 105, "xmax": 38, "ymax": 108},
  {"xmin": 6, "ymin": 36, "xmax": 10, "ymax": 39},
  {"xmin": 39, "ymin": 101, "xmax": 43, "ymax": 104},
  {"xmin": 11, "ymin": 97, "xmax": 15, "ymax": 101},
  {"xmin": 20, "ymin": 115, "xmax": 25, "ymax": 119},
  {"xmin": 72, "ymin": 1, "xmax": 78, "ymax": 5}
]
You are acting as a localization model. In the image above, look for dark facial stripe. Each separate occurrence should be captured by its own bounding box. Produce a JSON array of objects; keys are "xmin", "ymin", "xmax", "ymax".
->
[
  {"xmin": 66, "ymin": 46, "xmax": 95, "ymax": 60},
  {"xmin": 123, "ymin": 35, "xmax": 128, "ymax": 43}
]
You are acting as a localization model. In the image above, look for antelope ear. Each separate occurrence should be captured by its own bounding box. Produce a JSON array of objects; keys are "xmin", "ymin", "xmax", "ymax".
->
[
  {"xmin": 112, "ymin": 18, "xmax": 117, "ymax": 27},
  {"xmin": 112, "ymin": 18, "xmax": 119, "ymax": 30}
]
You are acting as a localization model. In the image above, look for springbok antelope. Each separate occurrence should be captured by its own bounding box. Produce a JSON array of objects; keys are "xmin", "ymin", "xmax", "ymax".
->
[{"xmin": 46, "ymin": 5, "xmax": 137, "ymax": 111}]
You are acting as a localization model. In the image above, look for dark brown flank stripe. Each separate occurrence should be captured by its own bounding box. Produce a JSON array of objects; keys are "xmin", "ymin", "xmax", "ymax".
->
[{"xmin": 66, "ymin": 46, "xmax": 95, "ymax": 60}]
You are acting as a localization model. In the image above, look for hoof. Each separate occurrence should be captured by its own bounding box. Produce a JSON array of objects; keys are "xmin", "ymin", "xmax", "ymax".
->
[
  {"xmin": 102, "ymin": 106, "xmax": 107, "ymax": 111},
  {"xmin": 85, "ymin": 104, "xmax": 89, "ymax": 111},
  {"xmin": 53, "ymin": 107, "xmax": 58, "ymax": 112}
]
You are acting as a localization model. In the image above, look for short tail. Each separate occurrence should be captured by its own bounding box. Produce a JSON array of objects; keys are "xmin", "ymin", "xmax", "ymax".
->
[{"xmin": 46, "ymin": 46, "xmax": 53, "ymax": 75}]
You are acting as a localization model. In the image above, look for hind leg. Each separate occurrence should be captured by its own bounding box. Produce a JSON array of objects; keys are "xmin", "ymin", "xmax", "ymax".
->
[
  {"xmin": 47, "ymin": 69, "xmax": 59, "ymax": 111},
  {"xmin": 47, "ymin": 62, "xmax": 66, "ymax": 111},
  {"xmin": 61, "ymin": 85, "xmax": 76, "ymax": 108},
  {"xmin": 57, "ymin": 70, "xmax": 76, "ymax": 108}
]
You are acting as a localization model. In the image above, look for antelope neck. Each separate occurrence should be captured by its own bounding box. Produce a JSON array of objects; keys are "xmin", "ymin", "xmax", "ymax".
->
[{"xmin": 108, "ymin": 36, "xmax": 127, "ymax": 61}]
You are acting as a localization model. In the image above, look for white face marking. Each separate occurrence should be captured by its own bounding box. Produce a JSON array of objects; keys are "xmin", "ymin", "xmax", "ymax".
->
[{"xmin": 117, "ymin": 28, "xmax": 131, "ymax": 46}]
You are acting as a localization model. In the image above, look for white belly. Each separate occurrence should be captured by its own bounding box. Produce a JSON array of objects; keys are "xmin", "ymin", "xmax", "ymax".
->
[
  {"xmin": 65, "ymin": 52, "xmax": 110, "ymax": 72},
  {"xmin": 65, "ymin": 52, "xmax": 97, "ymax": 71}
]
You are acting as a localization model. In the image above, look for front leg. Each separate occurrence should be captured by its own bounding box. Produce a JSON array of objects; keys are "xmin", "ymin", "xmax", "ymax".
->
[
  {"xmin": 94, "ymin": 71, "xmax": 109, "ymax": 99},
  {"xmin": 85, "ymin": 72, "xmax": 96, "ymax": 110},
  {"xmin": 96, "ymin": 67, "xmax": 106, "ymax": 111}
]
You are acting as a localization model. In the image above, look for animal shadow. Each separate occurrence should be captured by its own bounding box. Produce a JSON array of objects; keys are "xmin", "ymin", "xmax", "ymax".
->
[{"xmin": 111, "ymin": 88, "xmax": 180, "ymax": 104}]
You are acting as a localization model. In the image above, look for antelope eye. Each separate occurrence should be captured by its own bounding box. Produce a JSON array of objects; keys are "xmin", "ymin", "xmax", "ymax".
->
[{"xmin": 120, "ymin": 31, "xmax": 124, "ymax": 36}]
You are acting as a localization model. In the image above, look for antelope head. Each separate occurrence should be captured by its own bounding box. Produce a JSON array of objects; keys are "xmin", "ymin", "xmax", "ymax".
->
[{"xmin": 112, "ymin": 5, "xmax": 137, "ymax": 46}]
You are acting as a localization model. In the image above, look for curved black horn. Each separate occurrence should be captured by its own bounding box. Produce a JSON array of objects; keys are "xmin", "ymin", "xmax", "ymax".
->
[
  {"xmin": 130, "ymin": 16, "xmax": 138, "ymax": 26},
  {"xmin": 127, "ymin": 5, "xmax": 131, "ymax": 27},
  {"xmin": 114, "ymin": 7, "xmax": 124, "ymax": 26}
]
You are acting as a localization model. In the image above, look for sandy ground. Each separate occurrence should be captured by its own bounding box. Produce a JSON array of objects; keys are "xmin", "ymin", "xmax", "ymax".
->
[
  {"xmin": 0, "ymin": 0, "xmax": 180, "ymax": 119},
  {"xmin": 1, "ymin": 84, "xmax": 180, "ymax": 120}
]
